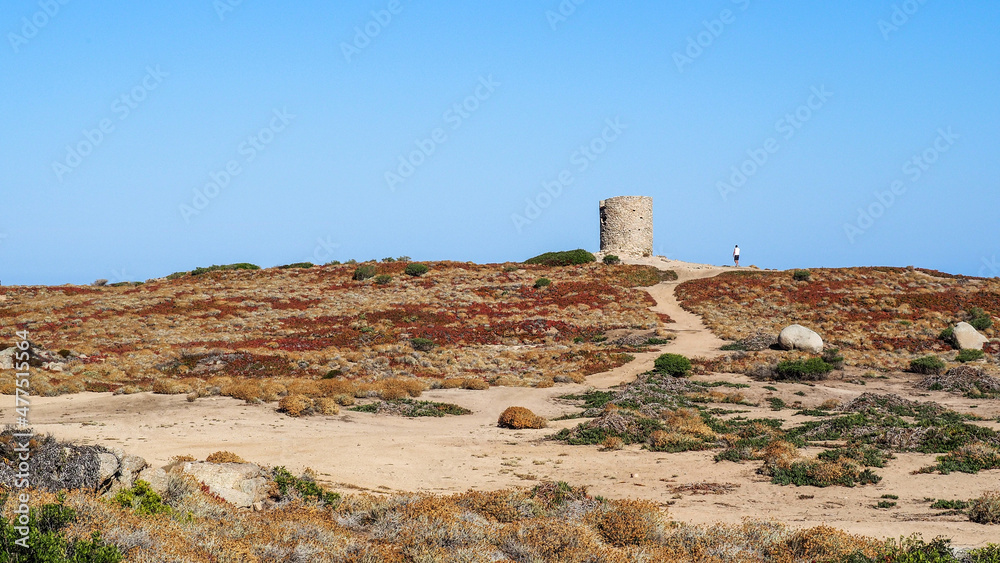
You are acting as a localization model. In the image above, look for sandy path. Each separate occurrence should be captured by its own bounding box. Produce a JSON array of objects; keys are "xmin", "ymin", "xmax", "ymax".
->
[{"xmin": 20, "ymin": 259, "xmax": 1000, "ymax": 547}]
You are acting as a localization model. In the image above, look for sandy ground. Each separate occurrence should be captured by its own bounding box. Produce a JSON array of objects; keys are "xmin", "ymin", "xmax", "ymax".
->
[{"xmin": 19, "ymin": 257, "xmax": 1000, "ymax": 547}]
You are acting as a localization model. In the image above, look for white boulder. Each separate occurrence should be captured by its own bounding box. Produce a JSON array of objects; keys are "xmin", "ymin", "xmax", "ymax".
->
[
  {"xmin": 778, "ymin": 324, "xmax": 824, "ymax": 353},
  {"xmin": 954, "ymin": 322, "xmax": 989, "ymax": 350},
  {"xmin": 181, "ymin": 462, "xmax": 271, "ymax": 508}
]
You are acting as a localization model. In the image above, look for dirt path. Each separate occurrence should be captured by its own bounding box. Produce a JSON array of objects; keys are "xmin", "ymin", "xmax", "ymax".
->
[{"xmin": 21, "ymin": 259, "xmax": 999, "ymax": 547}]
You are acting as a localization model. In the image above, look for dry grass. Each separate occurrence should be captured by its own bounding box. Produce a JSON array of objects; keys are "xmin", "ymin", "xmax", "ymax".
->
[{"xmin": 204, "ymin": 451, "xmax": 246, "ymax": 464}]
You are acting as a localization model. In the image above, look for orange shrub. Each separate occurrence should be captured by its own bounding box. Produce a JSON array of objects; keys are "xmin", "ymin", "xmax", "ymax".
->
[
  {"xmin": 313, "ymin": 397, "xmax": 341, "ymax": 415},
  {"xmin": 497, "ymin": 406, "xmax": 547, "ymax": 429},
  {"xmin": 205, "ymin": 451, "xmax": 246, "ymax": 464},
  {"xmin": 278, "ymin": 394, "xmax": 314, "ymax": 416}
]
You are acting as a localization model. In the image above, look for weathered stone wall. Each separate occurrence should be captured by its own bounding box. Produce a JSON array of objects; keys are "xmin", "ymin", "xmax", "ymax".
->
[{"xmin": 599, "ymin": 196, "xmax": 653, "ymax": 257}]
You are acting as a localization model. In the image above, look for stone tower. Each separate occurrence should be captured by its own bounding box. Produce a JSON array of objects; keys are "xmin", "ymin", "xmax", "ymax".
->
[{"xmin": 599, "ymin": 196, "xmax": 653, "ymax": 257}]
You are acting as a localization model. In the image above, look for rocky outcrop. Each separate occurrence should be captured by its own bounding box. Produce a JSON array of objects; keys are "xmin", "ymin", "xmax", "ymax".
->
[
  {"xmin": 953, "ymin": 322, "xmax": 989, "ymax": 350},
  {"xmin": 777, "ymin": 324, "xmax": 824, "ymax": 353},
  {"xmin": 180, "ymin": 462, "xmax": 272, "ymax": 508}
]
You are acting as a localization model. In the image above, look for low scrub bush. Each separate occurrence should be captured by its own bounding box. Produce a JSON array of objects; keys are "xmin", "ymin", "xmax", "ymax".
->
[
  {"xmin": 939, "ymin": 327, "xmax": 957, "ymax": 348},
  {"xmin": 969, "ymin": 491, "xmax": 1000, "ymax": 524},
  {"xmin": 774, "ymin": 357, "xmax": 833, "ymax": 381},
  {"xmin": 114, "ymin": 480, "xmax": 171, "ymax": 515},
  {"xmin": 0, "ymin": 500, "xmax": 123, "ymax": 562},
  {"xmin": 653, "ymin": 353, "xmax": 691, "ymax": 377},
  {"xmin": 602, "ymin": 254, "xmax": 621, "ymax": 265},
  {"xmin": 533, "ymin": 277, "xmax": 551, "ymax": 289},
  {"xmin": 350, "ymin": 398, "xmax": 471, "ymax": 417},
  {"xmin": 524, "ymin": 249, "xmax": 596, "ymax": 266},
  {"xmin": 410, "ymin": 337, "xmax": 435, "ymax": 352},
  {"xmin": 969, "ymin": 307, "xmax": 994, "ymax": 331},
  {"xmin": 277, "ymin": 262, "xmax": 313, "ymax": 269},
  {"xmin": 272, "ymin": 466, "xmax": 340, "ymax": 506},
  {"xmin": 958, "ymin": 348, "xmax": 985, "ymax": 363},
  {"xmin": 205, "ymin": 451, "xmax": 245, "ymax": 464},
  {"xmin": 191, "ymin": 263, "xmax": 259, "ymax": 275},
  {"xmin": 352, "ymin": 264, "xmax": 376, "ymax": 280},
  {"xmin": 601, "ymin": 436, "xmax": 624, "ymax": 450},
  {"xmin": 374, "ymin": 274, "xmax": 392, "ymax": 285},
  {"xmin": 278, "ymin": 394, "xmax": 314, "ymax": 416},
  {"xmin": 498, "ymin": 406, "xmax": 547, "ymax": 429},
  {"xmin": 910, "ymin": 355, "xmax": 946, "ymax": 375},
  {"xmin": 793, "ymin": 269, "xmax": 811, "ymax": 281},
  {"xmin": 404, "ymin": 263, "xmax": 430, "ymax": 276}
]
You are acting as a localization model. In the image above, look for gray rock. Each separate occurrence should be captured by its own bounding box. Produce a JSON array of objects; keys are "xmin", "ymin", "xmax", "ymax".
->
[
  {"xmin": 96, "ymin": 453, "xmax": 120, "ymax": 488},
  {"xmin": 0, "ymin": 348, "xmax": 16, "ymax": 370},
  {"xmin": 778, "ymin": 324, "xmax": 824, "ymax": 353},
  {"xmin": 954, "ymin": 322, "xmax": 989, "ymax": 350},
  {"xmin": 136, "ymin": 467, "xmax": 169, "ymax": 495},
  {"xmin": 118, "ymin": 455, "xmax": 149, "ymax": 488},
  {"xmin": 181, "ymin": 462, "xmax": 270, "ymax": 508}
]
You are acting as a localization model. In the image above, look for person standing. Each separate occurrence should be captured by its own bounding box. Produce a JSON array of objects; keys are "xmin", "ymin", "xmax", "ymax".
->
[{"xmin": 733, "ymin": 245, "xmax": 740, "ymax": 267}]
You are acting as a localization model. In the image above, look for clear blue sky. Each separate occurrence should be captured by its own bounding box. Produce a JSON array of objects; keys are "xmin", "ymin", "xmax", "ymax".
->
[{"xmin": 3, "ymin": 1, "xmax": 999, "ymax": 285}]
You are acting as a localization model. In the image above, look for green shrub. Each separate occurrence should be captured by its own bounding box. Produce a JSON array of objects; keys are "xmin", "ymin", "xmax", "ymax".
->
[
  {"xmin": 410, "ymin": 338, "xmax": 435, "ymax": 352},
  {"xmin": 404, "ymin": 263, "xmax": 430, "ymax": 276},
  {"xmin": 352, "ymin": 264, "xmax": 376, "ymax": 280},
  {"xmin": 939, "ymin": 327, "xmax": 957, "ymax": 347},
  {"xmin": 967, "ymin": 544, "xmax": 1000, "ymax": 562},
  {"xmin": 397, "ymin": 256, "xmax": 411, "ymax": 262},
  {"xmin": 534, "ymin": 277, "xmax": 551, "ymax": 289},
  {"xmin": 524, "ymin": 249, "xmax": 596, "ymax": 266},
  {"xmin": 190, "ymin": 263, "xmax": 259, "ymax": 275},
  {"xmin": 375, "ymin": 274, "xmax": 393, "ymax": 285},
  {"xmin": 910, "ymin": 356, "xmax": 946, "ymax": 375},
  {"xmin": 958, "ymin": 349, "xmax": 985, "ymax": 363},
  {"xmin": 653, "ymin": 353, "xmax": 692, "ymax": 377},
  {"xmin": 767, "ymin": 397, "xmax": 786, "ymax": 411},
  {"xmin": 822, "ymin": 348, "xmax": 845, "ymax": 369},
  {"xmin": 645, "ymin": 337, "xmax": 671, "ymax": 345},
  {"xmin": 930, "ymin": 499, "xmax": 969, "ymax": 510},
  {"xmin": 721, "ymin": 342, "xmax": 748, "ymax": 351},
  {"xmin": 113, "ymin": 479, "xmax": 171, "ymax": 515},
  {"xmin": 323, "ymin": 369, "xmax": 342, "ymax": 379},
  {"xmin": 0, "ymin": 500, "xmax": 123, "ymax": 562},
  {"xmin": 381, "ymin": 257, "xmax": 396, "ymax": 262},
  {"xmin": 793, "ymin": 269, "xmax": 811, "ymax": 281},
  {"xmin": 969, "ymin": 307, "xmax": 994, "ymax": 331},
  {"xmin": 278, "ymin": 262, "xmax": 313, "ymax": 269},
  {"xmin": 272, "ymin": 466, "xmax": 341, "ymax": 506},
  {"xmin": 774, "ymin": 357, "xmax": 833, "ymax": 380},
  {"xmin": 876, "ymin": 500, "xmax": 896, "ymax": 509},
  {"xmin": 602, "ymin": 254, "xmax": 621, "ymax": 265}
]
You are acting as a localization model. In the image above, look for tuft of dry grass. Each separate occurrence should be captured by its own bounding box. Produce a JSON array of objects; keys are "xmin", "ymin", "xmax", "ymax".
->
[{"xmin": 204, "ymin": 451, "xmax": 246, "ymax": 464}]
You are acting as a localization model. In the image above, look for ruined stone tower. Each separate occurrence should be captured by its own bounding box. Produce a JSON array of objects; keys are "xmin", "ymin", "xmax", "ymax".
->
[{"xmin": 599, "ymin": 196, "xmax": 653, "ymax": 257}]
